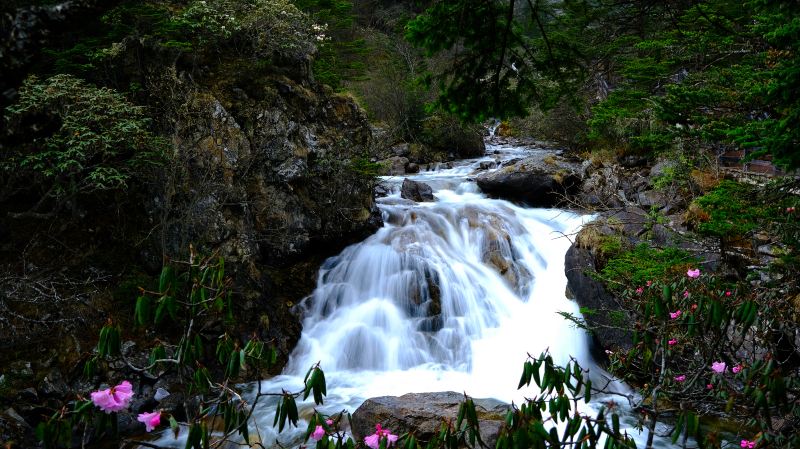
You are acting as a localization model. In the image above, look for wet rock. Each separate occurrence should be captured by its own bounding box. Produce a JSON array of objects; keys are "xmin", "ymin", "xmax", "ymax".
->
[
  {"xmin": 406, "ymin": 162, "xmax": 420, "ymax": 174},
  {"xmin": 476, "ymin": 154, "xmax": 582, "ymax": 207},
  {"xmin": 478, "ymin": 160, "xmax": 497, "ymax": 170},
  {"xmin": 401, "ymin": 179, "xmax": 435, "ymax": 202},
  {"xmin": 352, "ymin": 392, "xmax": 509, "ymax": 447},
  {"xmin": 636, "ymin": 190, "xmax": 668, "ymax": 210},
  {"xmin": 564, "ymin": 243, "xmax": 634, "ymax": 352},
  {"xmin": 374, "ymin": 183, "xmax": 392, "ymax": 198}
]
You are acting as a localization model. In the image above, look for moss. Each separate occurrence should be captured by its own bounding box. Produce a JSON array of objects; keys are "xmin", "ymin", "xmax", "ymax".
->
[{"xmin": 600, "ymin": 243, "xmax": 697, "ymax": 288}]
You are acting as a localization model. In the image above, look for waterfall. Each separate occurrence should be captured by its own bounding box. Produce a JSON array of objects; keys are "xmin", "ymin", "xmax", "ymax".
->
[{"xmin": 151, "ymin": 143, "xmax": 672, "ymax": 448}]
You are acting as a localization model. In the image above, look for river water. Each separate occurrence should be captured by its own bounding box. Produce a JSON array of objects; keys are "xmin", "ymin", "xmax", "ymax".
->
[{"xmin": 152, "ymin": 142, "xmax": 670, "ymax": 448}]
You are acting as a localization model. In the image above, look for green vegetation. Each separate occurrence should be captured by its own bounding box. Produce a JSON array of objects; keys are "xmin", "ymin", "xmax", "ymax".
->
[
  {"xmin": 2, "ymin": 74, "xmax": 165, "ymax": 215},
  {"xmin": 406, "ymin": 0, "xmax": 799, "ymax": 170},
  {"xmin": 600, "ymin": 244, "xmax": 696, "ymax": 289}
]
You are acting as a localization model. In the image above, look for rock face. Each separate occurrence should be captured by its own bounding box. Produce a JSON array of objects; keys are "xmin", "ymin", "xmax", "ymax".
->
[
  {"xmin": 352, "ymin": 392, "xmax": 509, "ymax": 447},
  {"xmin": 154, "ymin": 69, "xmax": 382, "ymax": 362},
  {"xmin": 400, "ymin": 179, "xmax": 435, "ymax": 202},
  {"xmin": 476, "ymin": 154, "xmax": 582, "ymax": 207},
  {"xmin": 565, "ymin": 243, "xmax": 634, "ymax": 352}
]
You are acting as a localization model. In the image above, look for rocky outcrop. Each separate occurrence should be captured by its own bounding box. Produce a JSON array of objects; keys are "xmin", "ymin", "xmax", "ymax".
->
[
  {"xmin": 352, "ymin": 392, "xmax": 509, "ymax": 447},
  {"xmin": 565, "ymin": 242, "xmax": 633, "ymax": 352},
  {"xmin": 476, "ymin": 153, "xmax": 582, "ymax": 207},
  {"xmin": 152, "ymin": 68, "xmax": 382, "ymax": 362},
  {"xmin": 400, "ymin": 179, "xmax": 434, "ymax": 202}
]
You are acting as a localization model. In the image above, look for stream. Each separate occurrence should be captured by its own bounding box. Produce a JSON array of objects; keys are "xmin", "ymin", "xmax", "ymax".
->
[{"xmin": 152, "ymin": 141, "xmax": 674, "ymax": 448}]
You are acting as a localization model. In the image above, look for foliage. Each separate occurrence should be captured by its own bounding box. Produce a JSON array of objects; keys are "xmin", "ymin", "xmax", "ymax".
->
[
  {"xmin": 602, "ymin": 269, "xmax": 800, "ymax": 448},
  {"xmin": 405, "ymin": 0, "xmax": 588, "ymax": 121},
  {"xmin": 179, "ymin": 0, "xmax": 318, "ymax": 59},
  {"xmin": 691, "ymin": 180, "xmax": 771, "ymax": 238},
  {"xmin": 2, "ymin": 74, "xmax": 165, "ymax": 213},
  {"xmin": 35, "ymin": 251, "xmax": 333, "ymax": 448},
  {"xmin": 294, "ymin": 0, "xmax": 369, "ymax": 89},
  {"xmin": 600, "ymin": 243, "xmax": 696, "ymax": 289}
]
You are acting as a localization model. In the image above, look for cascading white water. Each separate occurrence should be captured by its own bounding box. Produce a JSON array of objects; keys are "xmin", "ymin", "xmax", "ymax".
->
[{"xmin": 151, "ymin": 142, "xmax": 674, "ymax": 448}]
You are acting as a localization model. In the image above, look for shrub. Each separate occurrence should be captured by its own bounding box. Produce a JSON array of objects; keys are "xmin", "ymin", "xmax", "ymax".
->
[
  {"xmin": 2, "ymin": 74, "xmax": 165, "ymax": 215},
  {"xmin": 179, "ymin": 0, "xmax": 318, "ymax": 59}
]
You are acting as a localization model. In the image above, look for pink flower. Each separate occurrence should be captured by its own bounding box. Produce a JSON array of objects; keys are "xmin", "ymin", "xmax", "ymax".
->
[
  {"xmin": 787, "ymin": 207, "xmax": 796, "ymax": 213},
  {"xmin": 725, "ymin": 291, "xmax": 732, "ymax": 297},
  {"xmin": 691, "ymin": 303, "xmax": 698, "ymax": 311},
  {"xmin": 674, "ymin": 375, "xmax": 686, "ymax": 382},
  {"xmin": 137, "ymin": 411, "xmax": 161, "ymax": 432},
  {"xmin": 741, "ymin": 440, "xmax": 756, "ymax": 448},
  {"xmin": 91, "ymin": 380, "xmax": 133, "ymax": 413},
  {"xmin": 687, "ymin": 268, "xmax": 700, "ymax": 278},
  {"xmin": 706, "ymin": 383, "xmax": 713, "ymax": 389},
  {"xmin": 670, "ymin": 310, "xmax": 682, "ymax": 319},
  {"xmin": 311, "ymin": 425, "xmax": 326, "ymax": 441},
  {"xmin": 326, "ymin": 419, "xmax": 334, "ymax": 426},
  {"xmin": 711, "ymin": 361, "xmax": 727, "ymax": 374},
  {"xmin": 668, "ymin": 339, "xmax": 677, "ymax": 346},
  {"xmin": 732, "ymin": 364, "xmax": 743, "ymax": 374},
  {"xmin": 646, "ymin": 280, "xmax": 652, "ymax": 287},
  {"xmin": 636, "ymin": 287, "xmax": 644, "ymax": 295},
  {"xmin": 683, "ymin": 290, "xmax": 689, "ymax": 298},
  {"xmin": 365, "ymin": 424, "xmax": 398, "ymax": 449}
]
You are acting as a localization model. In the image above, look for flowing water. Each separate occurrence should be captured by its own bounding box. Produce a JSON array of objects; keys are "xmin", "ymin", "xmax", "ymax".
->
[{"xmin": 152, "ymin": 142, "xmax": 673, "ymax": 448}]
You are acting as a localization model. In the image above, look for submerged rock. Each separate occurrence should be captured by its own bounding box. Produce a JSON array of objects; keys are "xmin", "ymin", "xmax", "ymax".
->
[
  {"xmin": 400, "ymin": 179, "xmax": 435, "ymax": 202},
  {"xmin": 352, "ymin": 392, "xmax": 509, "ymax": 447}
]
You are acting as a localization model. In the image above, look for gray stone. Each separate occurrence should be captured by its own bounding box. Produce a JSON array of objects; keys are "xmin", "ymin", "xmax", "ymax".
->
[
  {"xmin": 476, "ymin": 154, "xmax": 582, "ymax": 207},
  {"xmin": 379, "ymin": 157, "xmax": 410, "ymax": 176},
  {"xmin": 400, "ymin": 179, "xmax": 435, "ymax": 202},
  {"xmin": 564, "ymin": 243, "xmax": 634, "ymax": 352},
  {"xmin": 478, "ymin": 160, "xmax": 497, "ymax": 170},
  {"xmin": 352, "ymin": 392, "xmax": 509, "ymax": 448}
]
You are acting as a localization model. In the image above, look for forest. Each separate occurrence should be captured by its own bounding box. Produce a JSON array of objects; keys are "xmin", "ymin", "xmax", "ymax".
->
[{"xmin": 1, "ymin": 0, "xmax": 799, "ymax": 448}]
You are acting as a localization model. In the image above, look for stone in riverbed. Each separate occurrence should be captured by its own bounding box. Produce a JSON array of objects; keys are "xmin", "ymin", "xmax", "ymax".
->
[
  {"xmin": 475, "ymin": 154, "xmax": 582, "ymax": 207},
  {"xmin": 401, "ymin": 179, "xmax": 435, "ymax": 202},
  {"xmin": 351, "ymin": 392, "xmax": 509, "ymax": 448}
]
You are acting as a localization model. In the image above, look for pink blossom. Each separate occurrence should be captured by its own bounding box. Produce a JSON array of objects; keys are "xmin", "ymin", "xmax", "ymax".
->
[
  {"xmin": 691, "ymin": 303, "xmax": 698, "ymax": 311},
  {"xmin": 725, "ymin": 291, "xmax": 732, "ymax": 297},
  {"xmin": 706, "ymin": 384, "xmax": 713, "ymax": 389},
  {"xmin": 326, "ymin": 419, "xmax": 334, "ymax": 426},
  {"xmin": 646, "ymin": 280, "xmax": 652, "ymax": 287},
  {"xmin": 687, "ymin": 268, "xmax": 700, "ymax": 278},
  {"xmin": 711, "ymin": 361, "xmax": 727, "ymax": 374},
  {"xmin": 732, "ymin": 364, "xmax": 743, "ymax": 374},
  {"xmin": 636, "ymin": 287, "xmax": 644, "ymax": 295},
  {"xmin": 787, "ymin": 207, "xmax": 796, "ymax": 213},
  {"xmin": 674, "ymin": 375, "xmax": 686, "ymax": 382},
  {"xmin": 91, "ymin": 380, "xmax": 133, "ymax": 413},
  {"xmin": 668, "ymin": 339, "xmax": 677, "ymax": 346},
  {"xmin": 365, "ymin": 424, "xmax": 398, "ymax": 449},
  {"xmin": 740, "ymin": 440, "xmax": 756, "ymax": 448},
  {"xmin": 311, "ymin": 425, "xmax": 326, "ymax": 441},
  {"xmin": 669, "ymin": 310, "xmax": 682, "ymax": 319},
  {"xmin": 683, "ymin": 290, "xmax": 689, "ymax": 298},
  {"xmin": 137, "ymin": 411, "xmax": 161, "ymax": 432}
]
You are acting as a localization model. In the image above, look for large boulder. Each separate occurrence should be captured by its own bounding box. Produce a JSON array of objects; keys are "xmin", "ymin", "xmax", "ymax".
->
[
  {"xmin": 400, "ymin": 179, "xmax": 435, "ymax": 202},
  {"xmin": 476, "ymin": 154, "xmax": 582, "ymax": 207},
  {"xmin": 352, "ymin": 392, "xmax": 509, "ymax": 447},
  {"xmin": 565, "ymin": 242, "xmax": 634, "ymax": 353}
]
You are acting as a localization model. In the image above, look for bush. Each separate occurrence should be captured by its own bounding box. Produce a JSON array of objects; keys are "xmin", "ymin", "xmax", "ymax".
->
[
  {"xmin": 179, "ymin": 0, "xmax": 318, "ymax": 59},
  {"xmin": 2, "ymin": 74, "xmax": 165, "ymax": 215}
]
